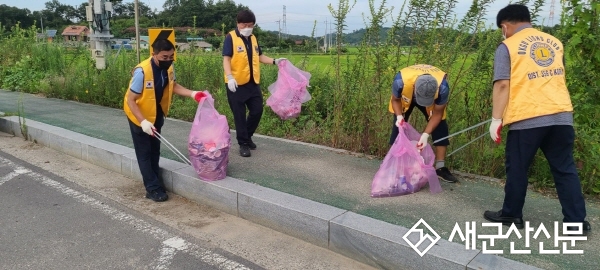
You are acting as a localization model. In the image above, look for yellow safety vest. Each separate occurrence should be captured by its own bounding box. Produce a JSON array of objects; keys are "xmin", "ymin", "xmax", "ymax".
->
[
  {"xmin": 501, "ymin": 28, "xmax": 572, "ymax": 125},
  {"xmin": 224, "ymin": 30, "xmax": 260, "ymax": 85},
  {"xmin": 123, "ymin": 57, "xmax": 175, "ymax": 126},
  {"xmin": 388, "ymin": 64, "xmax": 448, "ymax": 120}
]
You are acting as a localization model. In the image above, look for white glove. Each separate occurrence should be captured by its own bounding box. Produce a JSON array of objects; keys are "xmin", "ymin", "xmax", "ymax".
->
[
  {"xmin": 416, "ymin": 133, "xmax": 430, "ymax": 151},
  {"xmin": 140, "ymin": 119, "xmax": 155, "ymax": 136},
  {"xmin": 395, "ymin": 115, "xmax": 404, "ymax": 127},
  {"xmin": 274, "ymin": 58, "xmax": 287, "ymax": 65},
  {"xmin": 226, "ymin": 74, "xmax": 238, "ymax": 92},
  {"xmin": 489, "ymin": 117, "xmax": 503, "ymax": 144}
]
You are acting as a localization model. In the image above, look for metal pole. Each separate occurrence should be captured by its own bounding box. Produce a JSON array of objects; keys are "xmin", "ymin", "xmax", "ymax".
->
[
  {"xmin": 134, "ymin": 0, "xmax": 141, "ymax": 63},
  {"xmin": 88, "ymin": 0, "xmax": 93, "ymax": 46}
]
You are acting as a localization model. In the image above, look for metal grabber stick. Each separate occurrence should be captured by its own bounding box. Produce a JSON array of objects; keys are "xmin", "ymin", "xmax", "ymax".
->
[
  {"xmin": 446, "ymin": 132, "xmax": 488, "ymax": 157},
  {"xmin": 153, "ymin": 132, "xmax": 192, "ymax": 165},
  {"xmin": 432, "ymin": 119, "xmax": 491, "ymax": 144},
  {"xmin": 429, "ymin": 119, "xmax": 492, "ymax": 157}
]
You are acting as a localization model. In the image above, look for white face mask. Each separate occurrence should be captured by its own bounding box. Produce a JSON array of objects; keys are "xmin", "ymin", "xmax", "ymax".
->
[
  {"xmin": 501, "ymin": 25, "xmax": 507, "ymax": 40},
  {"xmin": 240, "ymin": 27, "xmax": 253, "ymax": 36}
]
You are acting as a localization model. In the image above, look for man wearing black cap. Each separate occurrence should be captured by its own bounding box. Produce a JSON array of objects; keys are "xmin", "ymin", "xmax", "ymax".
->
[{"xmin": 388, "ymin": 64, "xmax": 459, "ymax": 183}]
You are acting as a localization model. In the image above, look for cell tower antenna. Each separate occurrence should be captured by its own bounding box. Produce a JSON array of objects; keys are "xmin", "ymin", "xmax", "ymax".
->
[
  {"xmin": 549, "ymin": 0, "xmax": 555, "ymax": 26},
  {"xmin": 283, "ymin": 5, "xmax": 287, "ymax": 38}
]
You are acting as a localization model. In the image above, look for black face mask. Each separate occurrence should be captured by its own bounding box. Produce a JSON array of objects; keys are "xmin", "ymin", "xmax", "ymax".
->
[{"xmin": 158, "ymin": 60, "xmax": 173, "ymax": 69}]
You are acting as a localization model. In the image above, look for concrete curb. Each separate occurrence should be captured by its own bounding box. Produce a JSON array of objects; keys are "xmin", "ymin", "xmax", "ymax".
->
[{"xmin": 0, "ymin": 115, "xmax": 540, "ymax": 270}]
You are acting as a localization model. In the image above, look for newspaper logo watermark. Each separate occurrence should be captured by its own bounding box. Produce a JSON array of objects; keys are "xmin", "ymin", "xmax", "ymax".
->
[
  {"xmin": 404, "ymin": 219, "xmax": 588, "ymax": 257},
  {"xmin": 449, "ymin": 221, "xmax": 588, "ymax": 255},
  {"xmin": 402, "ymin": 218, "xmax": 441, "ymax": 257}
]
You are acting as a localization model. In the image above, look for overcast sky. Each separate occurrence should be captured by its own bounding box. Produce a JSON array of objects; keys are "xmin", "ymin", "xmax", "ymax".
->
[{"xmin": 1, "ymin": 0, "xmax": 556, "ymax": 36}]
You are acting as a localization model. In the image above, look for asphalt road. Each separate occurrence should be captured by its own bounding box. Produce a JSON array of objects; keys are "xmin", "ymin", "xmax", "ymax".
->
[
  {"xmin": 0, "ymin": 133, "xmax": 373, "ymax": 270},
  {"xmin": 0, "ymin": 150, "xmax": 263, "ymax": 270}
]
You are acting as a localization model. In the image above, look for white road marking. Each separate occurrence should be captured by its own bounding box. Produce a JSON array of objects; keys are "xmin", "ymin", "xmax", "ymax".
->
[
  {"xmin": 0, "ymin": 167, "xmax": 30, "ymax": 186},
  {"xmin": 151, "ymin": 237, "xmax": 189, "ymax": 270},
  {"xmin": 164, "ymin": 237, "xmax": 188, "ymax": 250},
  {"xmin": 152, "ymin": 245, "xmax": 176, "ymax": 270},
  {"xmin": 0, "ymin": 156, "xmax": 251, "ymax": 270}
]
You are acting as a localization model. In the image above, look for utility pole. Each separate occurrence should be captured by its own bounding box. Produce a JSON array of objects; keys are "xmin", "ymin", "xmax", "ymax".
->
[
  {"xmin": 330, "ymin": 20, "xmax": 333, "ymax": 48},
  {"xmin": 40, "ymin": 16, "xmax": 44, "ymax": 35},
  {"xmin": 549, "ymin": 0, "xmax": 555, "ymax": 26},
  {"xmin": 134, "ymin": 0, "xmax": 141, "ymax": 63},
  {"xmin": 282, "ymin": 5, "xmax": 287, "ymax": 39},
  {"xmin": 324, "ymin": 18, "xmax": 328, "ymax": 52},
  {"xmin": 276, "ymin": 19, "xmax": 281, "ymax": 43},
  {"xmin": 315, "ymin": 23, "xmax": 318, "ymax": 52},
  {"xmin": 87, "ymin": 0, "xmax": 114, "ymax": 69}
]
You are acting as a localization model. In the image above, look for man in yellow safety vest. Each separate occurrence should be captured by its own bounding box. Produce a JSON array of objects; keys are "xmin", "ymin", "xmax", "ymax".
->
[
  {"xmin": 389, "ymin": 64, "xmax": 459, "ymax": 183},
  {"xmin": 222, "ymin": 9, "xmax": 287, "ymax": 158},
  {"xmin": 484, "ymin": 4, "xmax": 589, "ymax": 233},
  {"xmin": 124, "ymin": 39, "xmax": 206, "ymax": 202}
]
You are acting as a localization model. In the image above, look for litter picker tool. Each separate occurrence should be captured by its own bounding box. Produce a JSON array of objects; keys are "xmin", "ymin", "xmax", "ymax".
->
[
  {"xmin": 446, "ymin": 132, "xmax": 487, "ymax": 157},
  {"xmin": 153, "ymin": 132, "xmax": 191, "ymax": 165},
  {"xmin": 433, "ymin": 119, "xmax": 491, "ymax": 144}
]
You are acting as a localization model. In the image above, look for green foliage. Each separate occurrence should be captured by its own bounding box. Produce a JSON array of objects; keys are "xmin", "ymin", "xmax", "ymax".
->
[
  {"xmin": 558, "ymin": 0, "xmax": 600, "ymax": 192},
  {"xmin": 0, "ymin": 0, "xmax": 598, "ymax": 195},
  {"xmin": 0, "ymin": 23, "xmax": 46, "ymax": 92},
  {"xmin": 158, "ymin": 0, "xmax": 247, "ymax": 31},
  {"xmin": 0, "ymin": 4, "xmax": 36, "ymax": 30}
]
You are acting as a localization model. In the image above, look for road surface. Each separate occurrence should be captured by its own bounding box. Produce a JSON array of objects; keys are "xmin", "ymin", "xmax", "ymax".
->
[{"xmin": 0, "ymin": 132, "xmax": 373, "ymax": 270}]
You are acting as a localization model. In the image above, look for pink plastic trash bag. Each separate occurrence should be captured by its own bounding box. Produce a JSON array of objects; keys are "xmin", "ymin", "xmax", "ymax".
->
[
  {"xmin": 371, "ymin": 123, "xmax": 442, "ymax": 197},
  {"xmin": 188, "ymin": 92, "xmax": 230, "ymax": 181},
  {"xmin": 266, "ymin": 60, "xmax": 312, "ymax": 120}
]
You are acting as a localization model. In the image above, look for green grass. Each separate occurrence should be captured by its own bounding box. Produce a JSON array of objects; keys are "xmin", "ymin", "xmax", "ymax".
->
[{"xmin": 1, "ymin": 0, "xmax": 598, "ymax": 194}]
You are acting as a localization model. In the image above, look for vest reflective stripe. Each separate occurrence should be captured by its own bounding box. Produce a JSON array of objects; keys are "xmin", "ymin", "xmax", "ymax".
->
[
  {"xmin": 224, "ymin": 30, "xmax": 260, "ymax": 85},
  {"xmin": 388, "ymin": 64, "xmax": 448, "ymax": 120},
  {"xmin": 501, "ymin": 28, "xmax": 572, "ymax": 125},
  {"xmin": 123, "ymin": 57, "xmax": 175, "ymax": 126}
]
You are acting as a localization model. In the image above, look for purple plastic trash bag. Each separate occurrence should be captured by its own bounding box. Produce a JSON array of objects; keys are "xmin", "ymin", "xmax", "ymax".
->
[
  {"xmin": 188, "ymin": 92, "xmax": 230, "ymax": 181},
  {"xmin": 371, "ymin": 123, "xmax": 442, "ymax": 197},
  {"xmin": 266, "ymin": 60, "xmax": 312, "ymax": 120}
]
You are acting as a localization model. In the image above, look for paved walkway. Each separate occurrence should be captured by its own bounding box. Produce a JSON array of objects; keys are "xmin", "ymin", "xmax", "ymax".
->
[{"xmin": 0, "ymin": 90, "xmax": 597, "ymax": 269}]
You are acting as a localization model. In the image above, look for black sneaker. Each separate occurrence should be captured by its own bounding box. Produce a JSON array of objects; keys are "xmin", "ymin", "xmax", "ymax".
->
[
  {"xmin": 239, "ymin": 144, "xmax": 251, "ymax": 157},
  {"xmin": 565, "ymin": 221, "xmax": 591, "ymax": 235},
  {"xmin": 248, "ymin": 140, "xmax": 257, "ymax": 150},
  {"xmin": 146, "ymin": 189, "xmax": 168, "ymax": 202},
  {"xmin": 484, "ymin": 210, "xmax": 524, "ymax": 229},
  {"xmin": 436, "ymin": 167, "xmax": 459, "ymax": 183}
]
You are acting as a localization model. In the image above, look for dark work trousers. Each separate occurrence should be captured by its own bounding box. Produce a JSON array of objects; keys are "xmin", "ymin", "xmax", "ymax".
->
[
  {"xmin": 389, "ymin": 102, "xmax": 449, "ymax": 146},
  {"xmin": 502, "ymin": 125, "xmax": 586, "ymax": 222},
  {"xmin": 128, "ymin": 113, "xmax": 164, "ymax": 193},
  {"xmin": 226, "ymin": 82, "xmax": 263, "ymax": 145}
]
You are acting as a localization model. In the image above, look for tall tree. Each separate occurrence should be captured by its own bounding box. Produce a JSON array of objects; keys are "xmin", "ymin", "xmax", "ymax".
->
[
  {"xmin": 112, "ymin": 1, "xmax": 154, "ymax": 19},
  {"xmin": 39, "ymin": 0, "xmax": 77, "ymax": 28},
  {"xmin": 158, "ymin": 0, "xmax": 248, "ymax": 31},
  {"xmin": 0, "ymin": 4, "xmax": 35, "ymax": 30}
]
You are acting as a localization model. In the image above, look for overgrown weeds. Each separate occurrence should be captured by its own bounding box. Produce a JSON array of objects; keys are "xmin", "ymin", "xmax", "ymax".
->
[{"xmin": 0, "ymin": 0, "xmax": 597, "ymax": 194}]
